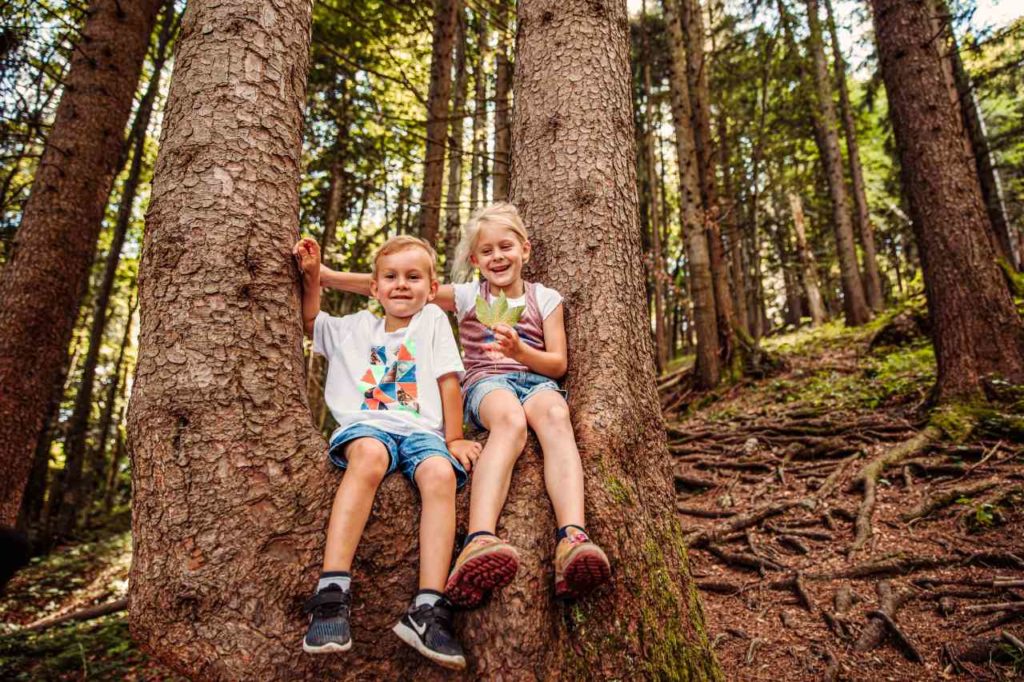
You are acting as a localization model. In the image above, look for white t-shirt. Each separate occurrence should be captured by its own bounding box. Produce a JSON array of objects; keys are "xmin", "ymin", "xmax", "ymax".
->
[
  {"xmin": 313, "ymin": 304, "xmax": 464, "ymax": 440},
  {"xmin": 452, "ymin": 281, "xmax": 563, "ymax": 321}
]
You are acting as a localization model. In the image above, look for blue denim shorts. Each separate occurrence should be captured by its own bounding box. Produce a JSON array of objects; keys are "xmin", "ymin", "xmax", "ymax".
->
[
  {"xmin": 328, "ymin": 424, "xmax": 467, "ymax": 489},
  {"xmin": 463, "ymin": 371, "xmax": 562, "ymax": 430}
]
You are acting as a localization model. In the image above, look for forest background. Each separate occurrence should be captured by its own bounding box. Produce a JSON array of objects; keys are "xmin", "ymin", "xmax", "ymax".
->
[{"xmin": 0, "ymin": 0, "xmax": 1023, "ymax": 679}]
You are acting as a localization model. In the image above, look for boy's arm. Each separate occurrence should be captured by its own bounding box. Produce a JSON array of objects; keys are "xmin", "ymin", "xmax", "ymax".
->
[
  {"xmin": 438, "ymin": 373, "xmax": 481, "ymax": 471},
  {"xmin": 295, "ymin": 239, "xmax": 322, "ymax": 337},
  {"xmin": 492, "ymin": 304, "xmax": 568, "ymax": 379}
]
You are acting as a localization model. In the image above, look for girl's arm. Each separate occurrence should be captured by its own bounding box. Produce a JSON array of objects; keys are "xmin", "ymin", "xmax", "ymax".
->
[
  {"xmin": 492, "ymin": 304, "xmax": 568, "ymax": 379},
  {"xmin": 318, "ymin": 263, "xmax": 458, "ymax": 313}
]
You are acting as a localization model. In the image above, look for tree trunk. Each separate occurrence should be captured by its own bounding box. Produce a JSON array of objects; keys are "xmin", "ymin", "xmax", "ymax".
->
[
  {"xmin": 664, "ymin": 0, "xmax": 720, "ymax": 389},
  {"xmin": 933, "ymin": 0, "xmax": 1016, "ymax": 268},
  {"xmin": 510, "ymin": 1, "xmax": 720, "ymax": 676},
  {"xmin": 823, "ymin": 0, "xmax": 885, "ymax": 310},
  {"xmin": 52, "ymin": 8, "xmax": 175, "ymax": 540},
  {"xmin": 470, "ymin": 8, "xmax": 489, "ymax": 209},
  {"xmin": 641, "ymin": 6, "xmax": 667, "ymax": 373},
  {"xmin": 804, "ymin": 0, "xmax": 871, "ymax": 326},
  {"xmin": 491, "ymin": 0, "xmax": 512, "ymax": 202},
  {"xmin": 0, "ymin": 0, "xmax": 163, "ymax": 528},
  {"xmin": 789, "ymin": 193, "xmax": 827, "ymax": 326},
  {"xmin": 768, "ymin": 202, "xmax": 804, "ymax": 327},
  {"xmin": 718, "ymin": 115, "xmax": 750, "ymax": 337},
  {"xmin": 445, "ymin": 6, "xmax": 470, "ymax": 279},
  {"xmin": 418, "ymin": 0, "xmax": 461, "ymax": 245},
  {"xmin": 869, "ymin": 0, "xmax": 1024, "ymax": 402}
]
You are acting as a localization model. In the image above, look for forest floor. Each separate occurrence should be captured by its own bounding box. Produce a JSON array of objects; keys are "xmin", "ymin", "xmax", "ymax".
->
[
  {"xmin": 1, "ymin": 301, "xmax": 1022, "ymax": 680},
  {"xmin": 666, "ymin": 301, "xmax": 1024, "ymax": 681}
]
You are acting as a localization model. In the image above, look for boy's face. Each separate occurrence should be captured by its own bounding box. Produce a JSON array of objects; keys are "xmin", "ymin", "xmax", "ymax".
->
[{"xmin": 370, "ymin": 247, "xmax": 438, "ymax": 320}]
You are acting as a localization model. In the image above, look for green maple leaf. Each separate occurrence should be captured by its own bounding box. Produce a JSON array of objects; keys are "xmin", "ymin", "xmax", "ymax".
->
[{"xmin": 475, "ymin": 292, "xmax": 524, "ymax": 328}]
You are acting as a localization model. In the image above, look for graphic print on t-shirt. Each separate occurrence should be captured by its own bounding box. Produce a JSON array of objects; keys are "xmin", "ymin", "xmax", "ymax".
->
[{"xmin": 358, "ymin": 339, "xmax": 420, "ymax": 414}]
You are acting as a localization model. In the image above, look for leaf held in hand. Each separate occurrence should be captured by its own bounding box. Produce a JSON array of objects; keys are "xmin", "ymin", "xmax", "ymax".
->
[{"xmin": 475, "ymin": 292, "xmax": 524, "ymax": 328}]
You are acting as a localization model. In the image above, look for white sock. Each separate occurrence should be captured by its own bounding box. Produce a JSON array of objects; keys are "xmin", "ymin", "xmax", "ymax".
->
[
  {"xmin": 413, "ymin": 590, "xmax": 443, "ymax": 608},
  {"xmin": 318, "ymin": 572, "xmax": 351, "ymax": 592}
]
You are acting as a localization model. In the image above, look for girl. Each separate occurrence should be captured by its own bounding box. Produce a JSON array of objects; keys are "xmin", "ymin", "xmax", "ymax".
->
[{"xmin": 318, "ymin": 202, "xmax": 610, "ymax": 607}]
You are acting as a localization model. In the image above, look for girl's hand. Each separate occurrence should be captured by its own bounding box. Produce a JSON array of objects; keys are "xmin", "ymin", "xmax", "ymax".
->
[
  {"xmin": 490, "ymin": 324, "xmax": 523, "ymax": 360},
  {"xmin": 293, "ymin": 238, "xmax": 320, "ymax": 277},
  {"xmin": 447, "ymin": 439, "xmax": 482, "ymax": 473}
]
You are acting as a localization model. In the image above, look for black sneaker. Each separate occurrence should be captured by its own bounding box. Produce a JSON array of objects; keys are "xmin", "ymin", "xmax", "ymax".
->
[
  {"xmin": 302, "ymin": 585, "xmax": 352, "ymax": 653},
  {"xmin": 392, "ymin": 600, "xmax": 466, "ymax": 670}
]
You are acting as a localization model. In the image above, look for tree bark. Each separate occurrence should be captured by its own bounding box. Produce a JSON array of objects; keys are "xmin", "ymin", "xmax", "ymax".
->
[
  {"xmin": 664, "ymin": 0, "xmax": 720, "ymax": 388},
  {"xmin": 641, "ymin": 6, "xmax": 667, "ymax": 372},
  {"xmin": 52, "ymin": 7, "xmax": 175, "ymax": 540},
  {"xmin": 510, "ymin": 1, "xmax": 720, "ymax": 676},
  {"xmin": 445, "ymin": 6, "xmax": 470, "ymax": 279},
  {"xmin": 823, "ymin": 0, "xmax": 885, "ymax": 310},
  {"xmin": 470, "ymin": 8, "xmax": 489, "ymax": 209},
  {"xmin": 804, "ymin": 0, "xmax": 871, "ymax": 326},
  {"xmin": 789, "ymin": 193, "xmax": 827, "ymax": 326},
  {"xmin": 491, "ymin": 0, "xmax": 512, "ymax": 202},
  {"xmin": 419, "ymin": 0, "xmax": 461, "ymax": 245},
  {"xmin": 869, "ymin": 0, "xmax": 1024, "ymax": 401},
  {"xmin": 718, "ymin": 114, "xmax": 750, "ymax": 337},
  {"xmin": 0, "ymin": 0, "xmax": 163, "ymax": 528}
]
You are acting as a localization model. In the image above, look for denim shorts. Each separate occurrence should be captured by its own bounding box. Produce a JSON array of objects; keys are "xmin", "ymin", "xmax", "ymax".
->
[
  {"xmin": 328, "ymin": 424, "xmax": 467, "ymax": 489},
  {"xmin": 463, "ymin": 371, "xmax": 562, "ymax": 430}
]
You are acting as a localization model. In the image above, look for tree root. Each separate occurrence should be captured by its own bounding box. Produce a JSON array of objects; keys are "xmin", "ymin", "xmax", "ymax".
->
[
  {"xmin": 819, "ymin": 551, "xmax": 1024, "ymax": 580},
  {"xmin": 900, "ymin": 478, "xmax": 1000, "ymax": 522},
  {"xmin": 685, "ymin": 500, "xmax": 805, "ymax": 548},
  {"xmin": 23, "ymin": 597, "xmax": 127, "ymax": 632},
  {"xmin": 848, "ymin": 426, "xmax": 942, "ymax": 554},
  {"xmin": 707, "ymin": 544, "xmax": 784, "ymax": 572},
  {"xmin": 942, "ymin": 630, "xmax": 1024, "ymax": 667},
  {"xmin": 853, "ymin": 581, "xmax": 918, "ymax": 661}
]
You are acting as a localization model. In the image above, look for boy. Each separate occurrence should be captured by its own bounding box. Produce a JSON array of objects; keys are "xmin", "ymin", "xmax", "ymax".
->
[{"xmin": 294, "ymin": 236, "xmax": 481, "ymax": 670}]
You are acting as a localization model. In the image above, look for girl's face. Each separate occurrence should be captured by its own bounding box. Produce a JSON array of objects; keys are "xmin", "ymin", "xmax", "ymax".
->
[{"xmin": 470, "ymin": 222, "xmax": 531, "ymax": 290}]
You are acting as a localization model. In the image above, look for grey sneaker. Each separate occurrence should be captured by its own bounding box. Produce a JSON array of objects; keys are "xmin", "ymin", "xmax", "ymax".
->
[
  {"xmin": 392, "ymin": 600, "xmax": 466, "ymax": 670},
  {"xmin": 302, "ymin": 585, "xmax": 352, "ymax": 653}
]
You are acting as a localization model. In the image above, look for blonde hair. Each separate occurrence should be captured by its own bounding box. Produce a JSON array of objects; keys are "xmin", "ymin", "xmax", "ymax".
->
[
  {"xmin": 452, "ymin": 202, "xmax": 529, "ymax": 282},
  {"xmin": 372, "ymin": 235, "xmax": 438, "ymax": 279}
]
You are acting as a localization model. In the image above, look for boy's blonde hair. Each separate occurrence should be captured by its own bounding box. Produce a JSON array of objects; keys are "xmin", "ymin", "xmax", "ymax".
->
[
  {"xmin": 372, "ymin": 235, "xmax": 438, "ymax": 279},
  {"xmin": 452, "ymin": 202, "xmax": 530, "ymax": 282}
]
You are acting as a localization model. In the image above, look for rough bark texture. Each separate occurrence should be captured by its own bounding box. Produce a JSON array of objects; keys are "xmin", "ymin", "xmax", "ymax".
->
[
  {"xmin": 870, "ymin": 0, "xmax": 1024, "ymax": 401},
  {"xmin": 805, "ymin": 0, "xmax": 870, "ymax": 327},
  {"xmin": 0, "ymin": 0, "xmax": 163, "ymax": 528},
  {"xmin": 789, "ymin": 193, "xmax": 826, "ymax": 326},
  {"xmin": 823, "ymin": 0, "xmax": 885, "ymax": 310},
  {"xmin": 444, "ymin": 6, "xmax": 469, "ymax": 279},
  {"xmin": 418, "ymin": 0, "xmax": 460, "ymax": 245},
  {"xmin": 641, "ymin": 17, "xmax": 667, "ymax": 372},
  {"xmin": 719, "ymin": 115, "xmax": 750, "ymax": 337},
  {"xmin": 511, "ymin": 1, "xmax": 720, "ymax": 677},
  {"xmin": 54, "ymin": 9, "xmax": 175, "ymax": 540},
  {"xmin": 665, "ymin": 0, "xmax": 720, "ymax": 388},
  {"xmin": 491, "ymin": 0, "xmax": 512, "ymax": 202}
]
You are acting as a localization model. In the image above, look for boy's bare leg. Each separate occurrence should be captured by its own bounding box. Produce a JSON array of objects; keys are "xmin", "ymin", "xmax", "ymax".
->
[
  {"xmin": 322, "ymin": 438, "xmax": 390, "ymax": 572},
  {"xmin": 413, "ymin": 457, "xmax": 458, "ymax": 591},
  {"xmin": 467, "ymin": 390, "xmax": 528, "ymax": 534},
  {"xmin": 523, "ymin": 390, "xmax": 585, "ymax": 529}
]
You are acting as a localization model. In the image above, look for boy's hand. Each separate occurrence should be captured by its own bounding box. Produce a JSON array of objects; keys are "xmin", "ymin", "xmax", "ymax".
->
[
  {"xmin": 447, "ymin": 439, "xmax": 482, "ymax": 473},
  {"xmin": 292, "ymin": 238, "xmax": 320, "ymax": 277},
  {"xmin": 490, "ymin": 324, "xmax": 523, "ymax": 360}
]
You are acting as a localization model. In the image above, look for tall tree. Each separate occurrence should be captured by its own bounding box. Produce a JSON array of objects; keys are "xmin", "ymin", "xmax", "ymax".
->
[
  {"xmin": 444, "ymin": 6, "xmax": 471, "ymax": 277},
  {"xmin": 789, "ymin": 192, "xmax": 826, "ymax": 326},
  {"xmin": 50, "ymin": 4, "xmax": 177, "ymax": 541},
  {"xmin": 665, "ymin": 0, "xmax": 721, "ymax": 388},
  {"xmin": 822, "ymin": 0, "xmax": 885, "ymax": 310},
  {"xmin": 491, "ymin": 0, "xmax": 513, "ymax": 202},
  {"xmin": 509, "ymin": 0, "xmax": 719, "ymax": 675},
  {"xmin": 804, "ymin": 0, "xmax": 870, "ymax": 326},
  {"xmin": 0, "ymin": 0, "xmax": 163, "ymax": 528},
  {"xmin": 418, "ymin": 0, "xmax": 461, "ymax": 245},
  {"xmin": 869, "ymin": 0, "xmax": 1024, "ymax": 401},
  {"xmin": 469, "ymin": 8, "xmax": 489, "ymax": 209}
]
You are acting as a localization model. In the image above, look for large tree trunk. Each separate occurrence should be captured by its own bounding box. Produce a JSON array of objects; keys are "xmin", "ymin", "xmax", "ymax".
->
[
  {"xmin": 469, "ymin": 9, "xmax": 489, "ymax": 209},
  {"xmin": 664, "ymin": 0, "xmax": 720, "ymax": 388},
  {"xmin": 789, "ymin": 193, "xmax": 826, "ymax": 326},
  {"xmin": 822, "ymin": 0, "xmax": 885, "ymax": 311},
  {"xmin": 869, "ymin": 0, "xmax": 1024, "ymax": 402},
  {"xmin": 509, "ymin": 1, "xmax": 719, "ymax": 676},
  {"xmin": 0, "ymin": 0, "xmax": 163, "ymax": 528},
  {"xmin": 418, "ymin": 0, "xmax": 461, "ymax": 245},
  {"xmin": 445, "ymin": 6, "xmax": 470, "ymax": 279},
  {"xmin": 491, "ymin": 0, "xmax": 512, "ymax": 202},
  {"xmin": 804, "ymin": 0, "xmax": 871, "ymax": 326},
  {"xmin": 52, "ymin": 9, "xmax": 175, "ymax": 541}
]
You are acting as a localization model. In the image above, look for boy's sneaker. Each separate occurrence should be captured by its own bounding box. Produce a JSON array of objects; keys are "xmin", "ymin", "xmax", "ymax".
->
[
  {"xmin": 392, "ymin": 600, "xmax": 466, "ymax": 670},
  {"xmin": 444, "ymin": 534, "xmax": 520, "ymax": 609},
  {"xmin": 302, "ymin": 584, "xmax": 352, "ymax": 653},
  {"xmin": 554, "ymin": 528, "xmax": 611, "ymax": 600}
]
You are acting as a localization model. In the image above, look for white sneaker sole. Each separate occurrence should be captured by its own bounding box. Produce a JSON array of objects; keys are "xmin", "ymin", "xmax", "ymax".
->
[
  {"xmin": 392, "ymin": 621, "xmax": 466, "ymax": 670},
  {"xmin": 302, "ymin": 639, "xmax": 352, "ymax": 654}
]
